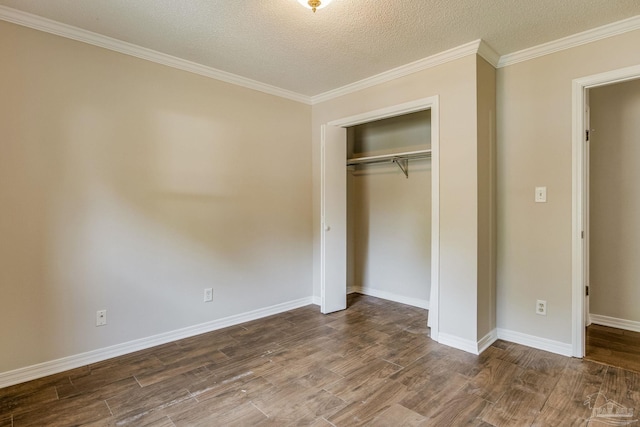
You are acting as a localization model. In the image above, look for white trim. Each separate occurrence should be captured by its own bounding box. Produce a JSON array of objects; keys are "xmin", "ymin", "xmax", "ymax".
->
[
  {"xmin": 438, "ymin": 333, "xmax": 479, "ymax": 355},
  {"xmin": 0, "ymin": 7, "xmax": 497, "ymax": 105},
  {"xmin": 0, "ymin": 5, "xmax": 311, "ymax": 105},
  {"xmin": 497, "ymin": 328, "xmax": 573, "ymax": 357},
  {"xmin": 320, "ymin": 124, "xmax": 328, "ymax": 312},
  {"xmin": 312, "ymin": 40, "xmax": 494, "ymax": 104},
  {"xmin": 3, "ymin": 3, "xmax": 639, "ymax": 103},
  {"xmin": 312, "ymin": 295, "xmax": 321, "ymax": 306},
  {"xmin": 438, "ymin": 330, "xmax": 497, "ymax": 355},
  {"xmin": 477, "ymin": 40, "xmax": 501, "ymax": 68},
  {"xmin": 572, "ymin": 64, "xmax": 640, "ymax": 358},
  {"xmin": 0, "ymin": 4, "xmax": 497, "ymax": 105},
  {"xmin": 498, "ymin": 15, "xmax": 640, "ymax": 68},
  {"xmin": 429, "ymin": 99, "xmax": 440, "ymax": 342},
  {"xmin": 328, "ymin": 97, "xmax": 438, "ymax": 127},
  {"xmin": 478, "ymin": 329, "xmax": 498, "ymax": 354},
  {"xmin": 323, "ymin": 96, "xmax": 440, "ymax": 342},
  {"xmin": 351, "ymin": 286, "xmax": 429, "ymax": 310},
  {"xmin": 572, "ymin": 78, "xmax": 587, "ymax": 359},
  {"xmin": 0, "ymin": 297, "xmax": 313, "ymax": 389},
  {"xmin": 590, "ymin": 314, "xmax": 640, "ymax": 333}
]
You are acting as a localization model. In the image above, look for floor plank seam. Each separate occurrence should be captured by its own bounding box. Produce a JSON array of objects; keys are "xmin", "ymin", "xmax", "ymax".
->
[{"xmin": 250, "ymin": 401, "xmax": 269, "ymax": 418}]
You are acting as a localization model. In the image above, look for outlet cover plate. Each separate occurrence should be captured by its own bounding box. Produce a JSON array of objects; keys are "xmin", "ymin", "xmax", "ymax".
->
[{"xmin": 536, "ymin": 300, "xmax": 547, "ymax": 316}]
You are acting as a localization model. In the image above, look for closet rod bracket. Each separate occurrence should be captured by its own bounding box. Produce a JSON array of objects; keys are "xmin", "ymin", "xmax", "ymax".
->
[{"xmin": 393, "ymin": 158, "xmax": 409, "ymax": 178}]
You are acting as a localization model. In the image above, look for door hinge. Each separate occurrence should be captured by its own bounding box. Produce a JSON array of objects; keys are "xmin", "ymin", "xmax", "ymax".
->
[
  {"xmin": 581, "ymin": 231, "xmax": 584, "ymax": 239},
  {"xmin": 586, "ymin": 286, "xmax": 589, "ymax": 296},
  {"xmin": 586, "ymin": 130, "xmax": 589, "ymax": 142}
]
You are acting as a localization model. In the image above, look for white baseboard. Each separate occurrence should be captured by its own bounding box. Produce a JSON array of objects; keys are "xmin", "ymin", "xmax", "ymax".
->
[
  {"xmin": 477, "ymin": 329, "xmax": 499, "ymax": 354},
  {"xmin": 496, "ymin": 328, "xmax": 572, "ymax": 357},
  {"xmin": 349, "ymin": 286, "xmax": 429, "ymax": 310},
  {"xmin": 0, "ymin": 297, "xmax": 314, "ymax": 389},
  {"xmin": 589, "ymin": 313, "xmax": 640, "ymax": 333},
  {"xmin": 437, "ymin": 332, "xmax": 479, "ymax": 354},
  {"xmin": 437, "ymin": 329, "xmax": 497, "ymax": 355},
  {"xmin": 312, "ymin": 295, "xmax": 321, "ymax": 306}
]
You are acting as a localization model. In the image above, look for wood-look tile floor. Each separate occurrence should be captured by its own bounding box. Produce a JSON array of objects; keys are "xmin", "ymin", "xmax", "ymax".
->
[
  {"xmin": 586, "ymin": 323, "xmax": 640, "ymax": 373},
  {"xmin": 2, "ymin": 294, "xmax": 640, "ymax": 426}
]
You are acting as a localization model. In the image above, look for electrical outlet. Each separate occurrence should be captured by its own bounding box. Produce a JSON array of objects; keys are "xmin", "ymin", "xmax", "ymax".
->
[
  {"xmin": 536, "ymin": 300, "xmax": 547, "ymax": 316},
  {"xmin": 204, "ymin": 288, "xmax": 213, "ymax": 302},
  {"xmin": 96, "ymin": 309, "xmax": 107, "ymax": 326}
]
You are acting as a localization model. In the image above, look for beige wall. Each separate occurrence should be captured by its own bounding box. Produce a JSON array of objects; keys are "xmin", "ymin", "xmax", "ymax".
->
[
  {"xmin": 312, "ymin": 55, "xmax": 490, "ymax": 343},
  {"xmin": 476, "ymin": 57, "xmax": 497, "ymax": 339},
  {"xmin": 589, "ymin": 79, "xmax": 640, "ymax": 322},
  {"xmin": 347, "ymin": 112, "xmax": 431, "ymax": 303},
  {"xmin": 0, "ymin": 21, "xmax": 312, "ymax": 373},
  {"xmin": 496, "ymin": 29, "xmax": 640, "ymax": 343}
]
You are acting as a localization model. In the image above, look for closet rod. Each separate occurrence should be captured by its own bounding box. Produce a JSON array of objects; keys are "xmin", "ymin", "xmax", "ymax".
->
[{"xmin": 346, "ymin": 149, "xmax": 431, "ymax": 178}]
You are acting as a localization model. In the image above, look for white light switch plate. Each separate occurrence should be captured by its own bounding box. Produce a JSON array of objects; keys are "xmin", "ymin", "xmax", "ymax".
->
[{"xmin": 535, "ymin": 186, "xmax": 547, "ymax": 203}]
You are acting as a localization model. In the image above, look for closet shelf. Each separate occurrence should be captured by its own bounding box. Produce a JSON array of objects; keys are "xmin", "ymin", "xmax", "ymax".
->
[{"xmin": 346, "ymin": 149, "xmax": 431, "ymax": 178}]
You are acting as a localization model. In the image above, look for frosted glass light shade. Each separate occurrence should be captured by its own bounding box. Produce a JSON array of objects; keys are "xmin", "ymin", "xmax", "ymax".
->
[{"xmin": 297, "ymin": 0, "xmax": 333, "ymax": 11}]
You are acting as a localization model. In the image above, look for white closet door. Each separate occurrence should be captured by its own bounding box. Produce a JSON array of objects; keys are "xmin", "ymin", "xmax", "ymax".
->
[{"xmin": 320, "ymin": 124, "xmax": 347, "ymax": 314}]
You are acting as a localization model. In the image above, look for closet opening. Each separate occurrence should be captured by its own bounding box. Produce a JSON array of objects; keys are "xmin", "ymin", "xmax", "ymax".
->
[
  {"xmin": 346, "ymin": 110, "xmax": 432, "ymax": 315},
  {"xmin": 320, "ymin": 96, "xmax": 440, "ymax": 339}
]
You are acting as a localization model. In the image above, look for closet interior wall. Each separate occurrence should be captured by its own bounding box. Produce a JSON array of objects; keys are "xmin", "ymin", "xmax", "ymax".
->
[{"xmin": 346, "ymin": 110, "xmax": 432, "ymax": 308}]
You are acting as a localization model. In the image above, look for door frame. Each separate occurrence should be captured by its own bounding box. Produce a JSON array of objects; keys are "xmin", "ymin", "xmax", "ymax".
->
[
  {"xmin": 321, "ymin": 96, "xmax": 440, "ymax": 340},
  {"xmin": 571, "ymin": 65, "xmax": 640, "ymax": 357}
]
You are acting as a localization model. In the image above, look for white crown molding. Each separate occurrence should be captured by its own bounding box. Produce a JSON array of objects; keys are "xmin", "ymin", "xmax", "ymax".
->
[
  {"xmin": 498, "ymin": 15, "xmax": 640, "ymax": 68},
  {"xmin": 0, "ymin": 296, "xmax": 314, "ymax": 389},
  {"xmin": 477, "ymin": 40, "xmax": 501, "ymax": 68},
  {"xmin": 311, "ymin": 39, "xmax": 487, "ymax": 104},
  {"xmin": 3, "ymin": 5, "xmax": 640, "ymax": 102},
  {"xmin": 0, "ymin": 5, "xmax": 312, "ymax": 105}
]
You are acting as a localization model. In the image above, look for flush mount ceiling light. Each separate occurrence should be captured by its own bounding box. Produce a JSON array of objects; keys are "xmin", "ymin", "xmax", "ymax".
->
[{"xmin": 297, "ymin": 0, "xmax": 333, "ymax": 13}]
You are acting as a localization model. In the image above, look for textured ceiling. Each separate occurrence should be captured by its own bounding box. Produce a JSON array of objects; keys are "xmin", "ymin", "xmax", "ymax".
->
[{"xmin": 1, "ymin": 0, "xmax": 639, "ymax": 96}]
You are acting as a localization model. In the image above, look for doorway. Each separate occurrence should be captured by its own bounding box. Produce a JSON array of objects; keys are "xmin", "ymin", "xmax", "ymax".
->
[
  {"xmin": 584, "ymin": 79, "xmax": 640, "ymax": 371},
  {"xmin": 572, "ymin": 65, "xmax": 640, "ymax": 359},
  {"xmin": 320, "ymin": 96, "xmax": 441, "ymax": 340}
]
